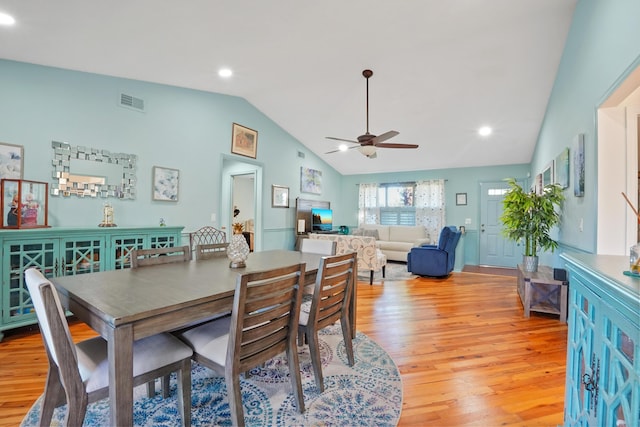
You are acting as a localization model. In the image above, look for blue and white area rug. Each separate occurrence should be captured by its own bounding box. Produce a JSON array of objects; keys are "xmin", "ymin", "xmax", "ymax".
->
[{"xmin": 22, "ymin": 324, "xmax": 402, "ymax": 426}]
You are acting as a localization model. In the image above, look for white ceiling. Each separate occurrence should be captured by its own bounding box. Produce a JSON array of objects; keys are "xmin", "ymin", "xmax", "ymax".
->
[{"xmin": 0, "ymin": 0, "xmax": 577, "ymax": 175}]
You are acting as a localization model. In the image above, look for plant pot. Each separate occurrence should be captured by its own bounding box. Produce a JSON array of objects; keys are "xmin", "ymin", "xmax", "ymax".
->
[{"xmin": 523, "ymin": 255, "xmax": 539, "ymax": 273}]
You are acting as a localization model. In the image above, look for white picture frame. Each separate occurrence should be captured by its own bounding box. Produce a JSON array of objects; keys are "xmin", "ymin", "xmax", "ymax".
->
[
  {"xmin": 152, "ymin": 166, "xmax": 179, "ymax": 202},
  {"xmin": 0, "ymin": 142, "xmax": 24, "ymax": 179}
]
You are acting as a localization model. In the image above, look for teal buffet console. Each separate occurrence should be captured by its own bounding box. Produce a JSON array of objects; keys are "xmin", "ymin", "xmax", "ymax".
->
[
  {"xmin": 0, "ymin": 226, "xmax": 183, "ymax": 341},
  {"xmin": 561, "ymin": 253, "xmax": 639, "ymax": 426}
]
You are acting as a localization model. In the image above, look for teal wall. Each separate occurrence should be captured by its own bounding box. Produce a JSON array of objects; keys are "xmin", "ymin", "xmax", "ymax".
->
[
  {"xmin": 0, "ymin": 59, "xmax": 342, "ymax": 243},
  {"xmin": 339, "ymin": 164, "xmax": 530, "ymax": 265},
  {"xmin": 532, "ymin": 0, "xmax": 640, "ymax": 255}
]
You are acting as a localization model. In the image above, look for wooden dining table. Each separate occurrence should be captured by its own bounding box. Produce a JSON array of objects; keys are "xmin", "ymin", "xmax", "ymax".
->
[{"xmin": 51, "ymin": 249, "xmax": 357, "ymax": 427}]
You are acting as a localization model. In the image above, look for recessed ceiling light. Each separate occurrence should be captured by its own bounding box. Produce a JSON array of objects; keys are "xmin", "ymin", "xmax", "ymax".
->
[
  {"xmin": 478, "ymin": 126, "xmax": 492, "ymax": 136},
  {"xmin": 339, "ymin": 144, "xmax": 348, "ymax": 151},
  {"xmin": 218, "ymin": 68, "xmax": 233, "ymax": 78},
  {"xmin": 0, "ymin": 12, "xmax": 16, "ymax": 26}
]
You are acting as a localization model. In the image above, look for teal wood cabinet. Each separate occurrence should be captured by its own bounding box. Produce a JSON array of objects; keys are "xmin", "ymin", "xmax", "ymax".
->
[
  {"xmin": 561, "ymin": 253, "xmax": 639, "ymax": 427},
  {"xmin": 0, "ymin": 226, "xmax": 183, "ymax": 340}
]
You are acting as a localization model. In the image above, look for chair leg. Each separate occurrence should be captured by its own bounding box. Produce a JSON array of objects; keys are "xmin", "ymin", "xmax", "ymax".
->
[
  {"xmin": 40, "ymin": 366, "xmax": 65, "ymax": 426},
  {"xmin": 63, "ymin": 389, "xmax": 88, "ymax": 427},
  {"xmin": 340, "ymin": 316, "xmax": 355, "ymax": 366},
  {"xmin": 226, "ymin": 373, "xmax": 245, "ymax": 427},
  {"xmin": 287, "ymin": 337, "xmax": 305, "ymax": 413},
  {"xmin": 146, "ymin": 380, "xmax": 156, "ymax": 398},
  {"xmin": 307, "ymin": 328, "xmax": 325, "ymax": 393},
  {"xmin": 162, "ymin": 374, "xmax": 171, "ymax": 399},
  {"xmin": 63, "ymin": 384, "xmax": 89, "ymax": 426},
  {"xmin": 369, "ymin": 270, "xmax": 374, "ymax": 285},
  {"xmin": 382, "ymin": 265, "xmax": 386, "ymax": 278},
  {"xmin": 177, "ymin": 360, "xmax": 191, "ymax": 427}
]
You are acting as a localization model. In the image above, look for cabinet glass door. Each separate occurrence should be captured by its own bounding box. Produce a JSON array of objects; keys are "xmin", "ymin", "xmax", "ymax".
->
[
  {"xmin": 62, "ymin": 237, "xmax": 105, "ymax": 275},
  {"xmin": 150, "ymin": 232, "xmax": 179, "ymax": 249},
  {"xmin": 111, "ymin": 236, "xmax": 144, "ymax": 270},
  {"xmin": 565, "ymin": 280, "xmax": 599, "ymax": 426},
  {"xmin": 2, "ymin": 240, "xmax": 58, "ymax": 324},
  {"xmin": 599, "ymin": 303, "xmax": 639, "ymax": 427}
]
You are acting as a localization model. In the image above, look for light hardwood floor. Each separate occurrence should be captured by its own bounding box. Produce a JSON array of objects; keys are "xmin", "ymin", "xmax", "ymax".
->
[{"xmin": 0, "ymin": 269, "xmax": 567, "ymax": 426}]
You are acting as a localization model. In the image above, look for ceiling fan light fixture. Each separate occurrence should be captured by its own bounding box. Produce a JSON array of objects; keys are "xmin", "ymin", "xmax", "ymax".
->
[{"xmin": 358, "ymin": 145, "xmax": 377, "ymax": 158}]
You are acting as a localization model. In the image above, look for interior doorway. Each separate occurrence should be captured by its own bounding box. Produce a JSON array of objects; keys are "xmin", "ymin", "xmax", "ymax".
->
[
  {"xmin": 596, "ymin": 60, "xmax": 640, "ymax": 254},
  {"xmin": 232, "ymin": 174, "xmax": 255, "ymax": 251},
  {"xmin": 221, "ymin": 156, "xmax": 263, "ymax": 252}
]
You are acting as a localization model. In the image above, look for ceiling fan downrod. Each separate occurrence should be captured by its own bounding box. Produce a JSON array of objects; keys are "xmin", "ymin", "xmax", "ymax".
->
[{"xmin": 363, "ymin": 69, "xmax": 373, "ymax": 136}]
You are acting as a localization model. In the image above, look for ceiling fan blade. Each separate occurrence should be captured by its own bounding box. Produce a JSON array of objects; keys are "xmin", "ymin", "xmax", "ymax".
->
[
  {"xmin": 369, "ymin": 130, "xmax": 399, "ymax": 144},
  {"xmin": 325, "ymin": 145, "xmax": 361, "ymax": 154},
  {"xmin": 326, "ymin": 136, "xmax": 359, "ymax": 144},
  {"xmin": 374, "ymin": 143, "xmax": 419, "ymax": 149}
]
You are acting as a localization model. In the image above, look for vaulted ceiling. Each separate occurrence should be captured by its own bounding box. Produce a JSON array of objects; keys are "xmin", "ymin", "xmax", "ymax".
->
[{"xmin": 0, "ymin": 0, "xmax": 577, "ymax": 175}]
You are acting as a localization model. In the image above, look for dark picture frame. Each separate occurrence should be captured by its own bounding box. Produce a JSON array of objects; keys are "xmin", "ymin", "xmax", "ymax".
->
[
  {"xmin": 231, "ymin": 123, "xmax": 258, "ymax": 159},
  {"xmin": 456, "ymin": 193, "xmax": 467, "ymax": 206},
  {"xmin": 271, "ymin": 185, "xmax": 289, "ymax": 208}
]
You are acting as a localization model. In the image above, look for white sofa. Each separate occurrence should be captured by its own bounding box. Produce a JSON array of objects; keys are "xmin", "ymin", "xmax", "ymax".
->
[{"xmin": 355, "ymin": 225, "xmax": 431, "ymax": 262}]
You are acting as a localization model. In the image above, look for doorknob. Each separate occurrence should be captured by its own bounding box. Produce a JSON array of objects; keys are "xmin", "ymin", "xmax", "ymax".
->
[{"xmin": 481, "ymin": 224, "xmax": 485, "ymax": 233}]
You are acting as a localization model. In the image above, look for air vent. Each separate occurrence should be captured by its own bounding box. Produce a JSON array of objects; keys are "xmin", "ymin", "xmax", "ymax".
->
[
  {"xmin": 119, "ymin": 93, "xmax": 145, "ymax": 112},
  {"xmin": 297, "ymin": 151, "xmax": 305, "ymax": 159}
]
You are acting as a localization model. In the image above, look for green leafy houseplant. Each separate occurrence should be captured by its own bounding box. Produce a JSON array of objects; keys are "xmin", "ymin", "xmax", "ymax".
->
[{"xmin": 500, "ymin": 177, "xmax": 564, "ymax": 260}]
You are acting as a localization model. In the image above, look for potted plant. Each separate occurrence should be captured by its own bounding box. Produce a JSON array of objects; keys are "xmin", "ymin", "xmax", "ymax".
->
[{"xmin": 500, "ymin": 178, "xmax": 564, "ymax": 272}]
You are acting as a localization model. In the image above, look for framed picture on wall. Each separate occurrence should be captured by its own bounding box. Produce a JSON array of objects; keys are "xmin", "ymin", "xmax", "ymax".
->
[
  {"xmin": 300, "ymin": 167, "xmax": 322, "ymax": 194},
  {"xmin": 0, "ymin": 142, "xmax": 23, "ymax": 179},
  {"xmin": 272, "ymin": 185, "xmax": 289, "ymax": 208},
  {"xmin": 152, "ymin": 166, "xmax": 179, "ymax": 201},
  {"xmin": 555, "ymin": 147, "xmax": 570, "ymax": 189},
  {"xmin": 542, "ymin": 161, "xmax": 554, "ymax": 190},
  {"xmin": 456, "ymin": 193, "xmax": 467, "ymax": 206},
  {"xmin": 573, "ymin": 134, "xmax": 585, "ymax": 197},
  {"xmin": 231, "ymin": 123, "xmax": 258, "ymax": 159}
]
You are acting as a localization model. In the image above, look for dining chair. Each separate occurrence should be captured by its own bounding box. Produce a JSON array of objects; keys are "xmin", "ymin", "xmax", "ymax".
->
[
  {"xmin": 24, "ymin": 267, "xmax": 193, "ymax": 427},
  {"xmin": 130, "ymin": 245, "xmax": 191, "ymax": 268},
  {"xmin": 300, "ymin": 238, "xmax": 336, "ymax": 255},
  {"xmin": 189, "ymin": 226, "xmax": 227, "ymax": 251},
  {"xmin": 299, "ymin": 238, "xmax": 337, "ymax": 293},
  {"xmin": 195, "ymin": 242, "xmax": 229, "ymax": 260},
  {"xmin": 298, "ymin": 252, "xmax": 357, "ymax": 392},
  {"xmin": 130, "ymin": 245, "xmax": 191, "ymax": 397},
  {"xmin": 177, "ymin": 263, "xmax": 306, "ymax": 427}
]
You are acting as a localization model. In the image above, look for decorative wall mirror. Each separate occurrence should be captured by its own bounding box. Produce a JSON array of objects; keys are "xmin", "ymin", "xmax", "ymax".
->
[{"xmin": 51, "ymin": 141, "xmax": 137, "ymax": 199}]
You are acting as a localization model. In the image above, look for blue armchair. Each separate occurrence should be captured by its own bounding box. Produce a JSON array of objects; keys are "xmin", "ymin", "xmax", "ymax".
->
[{"xmin": 407, "ymin": 226, "xmax": 461, "ymax": 277}]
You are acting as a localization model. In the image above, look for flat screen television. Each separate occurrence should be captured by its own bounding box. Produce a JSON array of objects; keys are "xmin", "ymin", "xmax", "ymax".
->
[{"xmin": 311, "ymin": 208, "xmax": 333, "ymax": 232}]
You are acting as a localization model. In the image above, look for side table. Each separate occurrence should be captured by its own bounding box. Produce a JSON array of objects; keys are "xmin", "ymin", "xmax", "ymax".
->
[{"xmin": 516, "ymin": 264, "xmax": 568, "ymax": 322}]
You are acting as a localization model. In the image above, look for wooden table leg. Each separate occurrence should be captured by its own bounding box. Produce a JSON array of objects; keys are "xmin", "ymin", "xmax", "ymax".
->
[{"xmin": 108, "ymin": 324, "xmax": 134, "ymax": 426}]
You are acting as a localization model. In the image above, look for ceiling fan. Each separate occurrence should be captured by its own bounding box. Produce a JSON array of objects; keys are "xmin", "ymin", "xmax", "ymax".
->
[{"xmin": 326, "ymin": 69, "xmax": 418, "ymax": 159}]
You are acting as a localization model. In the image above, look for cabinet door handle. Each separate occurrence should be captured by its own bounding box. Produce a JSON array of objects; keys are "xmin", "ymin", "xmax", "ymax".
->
[{"xmin": 582, "ymin": 354, "xmax": 600, "ymax": 417}]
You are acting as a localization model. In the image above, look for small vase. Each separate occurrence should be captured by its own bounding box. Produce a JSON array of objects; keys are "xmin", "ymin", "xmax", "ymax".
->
[
  {"xmin": 629, "ymin": 243, "xmax": 640, "ymax": 274},
  {"xmin": 228, "ymin": 233, "xmax": 250, "ymax": 268},
  {"xmin": 523, "ymin": 255, "xmax": 539, "ymax": 273}
]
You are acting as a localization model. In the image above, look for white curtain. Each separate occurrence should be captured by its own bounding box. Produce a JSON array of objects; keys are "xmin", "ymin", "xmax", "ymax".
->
[
  {"xmin": 415, "ymin": 179, "xmax": 446, "ymax": 240},
  {"xmin": 358, "ymin": 183, "xmax": 380, "ymax": 225}
]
